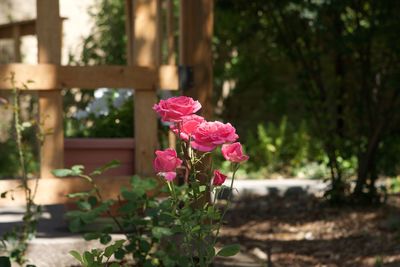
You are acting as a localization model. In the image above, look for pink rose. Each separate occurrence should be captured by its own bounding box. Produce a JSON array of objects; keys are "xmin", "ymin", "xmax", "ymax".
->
[
  {"xmin": 170, "ymin": 114, "xmax": 205, "ymax": 141},
  {"xmin": 153, "ymin": 96, "xmax": 202, "ymax": 122},
  {"xmin": 159, "ymin": 171, "xmax": 177, "ymax": 182},
  {"xmin": 153, "ymin": 148, "xmax": 183, "ymax": 173},
  {"xmin": 213, "ymin": 170, "xmax": 227, "ymax": 186},
  {"xmin": 221, "ymin": 142, "xmax": 249, "ymax": 163},
  {"xmin": 191, "ymin": 121, "xmax": 239, "ymax": 152}
]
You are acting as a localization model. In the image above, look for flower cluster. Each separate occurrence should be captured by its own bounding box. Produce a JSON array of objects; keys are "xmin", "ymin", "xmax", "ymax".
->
[{"xmin": 153, "ymin": 96, "xmax": 248, "ymax": 186}]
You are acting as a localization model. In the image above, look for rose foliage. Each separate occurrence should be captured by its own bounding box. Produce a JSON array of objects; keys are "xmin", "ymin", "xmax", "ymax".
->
[{"xmin": 53, "ymin": 96, "xmax": 248, "ymax": 267}]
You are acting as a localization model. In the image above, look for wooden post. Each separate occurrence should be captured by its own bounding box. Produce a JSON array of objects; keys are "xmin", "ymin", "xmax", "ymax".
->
[
  {"xmin": 179, "ymin": 0, "xmax": 214, "ymax": 120},
  {"xmin": 36, "ymin": 0, "xmax": 63, "ymax": 178},
  {"xmin": 126, "ymin": 0, "xmax": 160, "ymax": 177},
  {"xmin": 166, "ymin": 0, "xmax": 177, "ymax": 149},
  {"xmin": 167, "ymin": 0, "xmax": 175, "ymax": 65},
  {"xmin": 12, "ymin": 25, "xmax": 21, "ymax": 62},
  {"xmin": 179, "ymin": 0, "xmax": 214, "ymax": 204}
]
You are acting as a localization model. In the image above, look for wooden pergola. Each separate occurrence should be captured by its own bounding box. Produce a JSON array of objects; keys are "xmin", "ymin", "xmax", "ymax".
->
[{"xmin": 0, "ymin": 0, "xmax": 213, "ymax": 206}]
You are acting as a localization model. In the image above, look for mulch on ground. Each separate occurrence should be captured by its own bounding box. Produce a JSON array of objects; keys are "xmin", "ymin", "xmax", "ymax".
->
[{"xmin": 219, "ymin": 192, "xmax": 400, "ymax": 267}]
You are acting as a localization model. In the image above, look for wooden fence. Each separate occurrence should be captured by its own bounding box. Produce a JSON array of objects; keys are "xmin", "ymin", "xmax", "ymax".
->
[{"xmin": 0, "ymin": 0, "xmax": 213, "ymax": 206}]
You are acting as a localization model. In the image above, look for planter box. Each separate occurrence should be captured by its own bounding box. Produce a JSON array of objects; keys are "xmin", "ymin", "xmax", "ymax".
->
[{"xmin": 64, "ymin": 138, "xmax": 135, "ymax": 176}]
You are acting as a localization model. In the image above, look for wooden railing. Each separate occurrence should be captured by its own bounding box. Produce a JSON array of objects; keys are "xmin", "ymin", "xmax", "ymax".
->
[{"xmin": 0, "ymin": 0, "xmax": 213, "ymax": 207}]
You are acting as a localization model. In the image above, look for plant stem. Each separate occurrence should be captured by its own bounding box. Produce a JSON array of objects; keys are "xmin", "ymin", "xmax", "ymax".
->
[
  {"xmin": 9, "ymin": 73, "xmax": 39, "ymax": 264},
  {"xmin": 211, "ymin": 164, "xmax": 239, "ymax": 249},
  {"xmin": 80, "ymin": 174, "xmax": 125, "ymax": 233}
]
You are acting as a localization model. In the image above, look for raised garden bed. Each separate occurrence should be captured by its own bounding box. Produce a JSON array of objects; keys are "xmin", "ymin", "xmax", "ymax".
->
[{"xmin": 64, "ymin": 138, "xmax": 135, "ymax": 176}]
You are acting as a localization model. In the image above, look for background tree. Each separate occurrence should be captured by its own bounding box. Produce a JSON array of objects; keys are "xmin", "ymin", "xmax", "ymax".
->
[{"xmin": 215, "ymin": 0, "xmax": 400, "ymax": 203}]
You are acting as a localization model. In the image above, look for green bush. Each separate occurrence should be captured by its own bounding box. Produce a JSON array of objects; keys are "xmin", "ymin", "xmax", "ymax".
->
[{"xmin": 244, "ymin": 118, "xmax": 326, "ymax": 176}]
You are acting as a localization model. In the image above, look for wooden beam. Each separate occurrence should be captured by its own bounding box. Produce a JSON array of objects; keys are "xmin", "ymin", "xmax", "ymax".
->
[
  {"xmin": 0, "ymin": 176, "xmax": 132, "ymax": 207},
  {"xmin": 0, "ymin": 19, "xmax": 36, "ymax": 39},
  {"xmin": 179, "ymin": 0, "xmax": 214, "ymax": 119},
  {"xmin": 0, "ymin": 64, "xmax": 58, "ymax": 89},
  {"xmin": 0, "ymin": 64, "xmax": 179, "ymax": 90},
  {"xmin": 0, "ymin": 18, "xmax": 66, "ymax": 39},
  {"xmin": 37, "ymin": 0, "xmax": 64, "ymax": 179},
  {"xmin": 127, "ymin": 0, "xmax": 160, "ymax": 177}
]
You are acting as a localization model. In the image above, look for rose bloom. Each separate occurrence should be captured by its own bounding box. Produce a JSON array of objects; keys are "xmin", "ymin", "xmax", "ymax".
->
[
  {"xmin": 153, "ymin": 96, "xmax": 202, "ymax": 122},
  {"xmin": 221, "ymin": 142, "xmax": 249, "ymax": 163},
  {"xmin": 213, "ymin": 170, "xmax": 227, "ymax": 186},
  {"xmin": 160, "ymin": 171, "xmax": 177, "ymax": 182},
  {"xmin": 153, "ymin": 148, "xmax": 182, "ymax": 173},
  {"xmin": 170, "ymin": 114, "xmax": 205, "ymax": 141},
  {"xmin": 191, "ymin": 121, "xmax": 239, "ymax": 152}
]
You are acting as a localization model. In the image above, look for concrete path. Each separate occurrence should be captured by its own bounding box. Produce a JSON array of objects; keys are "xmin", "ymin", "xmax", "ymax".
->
[{"xmin": 230, "ymin": 178, "xmax": 327, "ymax": 196}]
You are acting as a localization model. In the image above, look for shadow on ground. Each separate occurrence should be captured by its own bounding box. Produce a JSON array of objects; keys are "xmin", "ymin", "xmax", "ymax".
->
[
  {"xmin": 0, "ymin": 204, "xmax": 75, "ymax": 238},
  {"xmin": 219, "ymin": 191, "xmax": 400, "ymax": 267}
]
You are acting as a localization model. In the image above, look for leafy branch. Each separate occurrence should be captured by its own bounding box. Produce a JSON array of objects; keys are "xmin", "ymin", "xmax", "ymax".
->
[{"xmin": 0, "ymin": 73, "xmax": 41, "ymax": 266}]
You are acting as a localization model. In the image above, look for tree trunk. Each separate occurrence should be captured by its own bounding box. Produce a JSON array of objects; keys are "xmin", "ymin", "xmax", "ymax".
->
[{"xmin": 353, "ymin": 122, "xmax": 383, "ymax": 198}]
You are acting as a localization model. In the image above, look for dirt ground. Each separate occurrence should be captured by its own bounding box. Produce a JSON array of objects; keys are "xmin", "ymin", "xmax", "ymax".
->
[{"xmin": 220, "ymin": 192, "xmax": 400, "ymax": 267}]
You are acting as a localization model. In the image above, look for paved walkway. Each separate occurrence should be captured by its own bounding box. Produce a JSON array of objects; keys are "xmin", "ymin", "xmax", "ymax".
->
[
  {"xmin": 230, "ymin": 178, "xmax": 326, "ymax": 197},
  {"xmin": 0, "ymin": 179, "xmax": 325, "ymax": 266}
]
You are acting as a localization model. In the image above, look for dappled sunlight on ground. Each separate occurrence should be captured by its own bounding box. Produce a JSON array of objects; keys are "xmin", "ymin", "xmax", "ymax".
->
[{"xmin": 219, "ymin": 193, "xmax": 400, "ymax": 267}]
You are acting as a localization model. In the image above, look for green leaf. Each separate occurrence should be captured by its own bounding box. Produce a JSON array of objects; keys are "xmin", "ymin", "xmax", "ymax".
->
[
  {"xmin": 199, "ymin": 185, "xmax": 207, "ymax": 192},
  {"xmin": 192, "ymin": 225, "xmax": 201, "ymax": 232},
  {"xmin": 71, "ymin": 165, "xmax": 85, "ymax": 174},
  {"xmin": 125, "ymin": 242, "xmax": 136, "ymax": 252},
  {"xmin": 217, "ymin": 244, "xmax": 240, "ymax": 257},
  {"xmin": 104, "ymin": 240, "xmax": 125, "ymax": 258},
  {"xmin": 0, "ymin": 257, "xmax": 11, "ymax": 267},
  {"xmin": 90, "ymin": 160, "xmax": 120, "ymax": 176},
  {"xmin": 69, "ymin": 250, "xmax": 83, "ymax": 264},
  {"xmin": 83, "ymin": 232, "xmax": 100, "ymax": 241},
  {"xmin": 51, "ymin": 169, "xmax": 74, "ymax": 177},
  {"xmin": 118, "ymin": 202, "xmax": 138, "ymax": 214},
  {"xmin": 88, "ymin": 196, "xmax": 98, "ymax": 207},
  {"xmin": 100, "ymin": 234, "xmax": 112, "ymax": 245},
  {"xmin": 130, "ymin": 175, "xmax": 158, "ymax": 191},
  {"xmin": 152, "ymin": 226, "xmax": 173, "ymax": 239},
  {"xmin": 67, "ymin": 191, "xmax": 91, "ymax": 199},
  {"xmin": 159, "ymin": 212, "xmax": 175, "ymax": 224},
  {"xmin": 207, "ymin": 246, "xmax": 216, "ymax": 258},
  {"xmin": 109, "ymin": 263, "xmax": 120, "ymax": 267},
  {"xmin": 68, "ymin": 218, "xmax": 81, "ymax": 232},
  {"xmin": 52, "ymin": 165, "xmax": 84, "ymax": 177},
  {"xmin": 139, "ymin": 239, "xmax": 151, "ymax": 253},
  {"xmin": 77, "ymin": 200, "xmax": 91, "ymax": 211},
  {"xmin": 121, "ymin": 188, "xmax": 139, "ymax": 201},
  {"xmin": 83, "ymin": 251, "xmax": 94, "ymax": 266},
  {"xmin": 114, "ymin": 248, "xmax": 125, "ymax": 260}
]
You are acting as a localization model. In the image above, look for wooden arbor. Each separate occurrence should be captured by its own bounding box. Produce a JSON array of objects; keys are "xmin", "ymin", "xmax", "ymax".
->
[{"xmin": 0, "ymin": 0, "xmax": 213, "ymax": 206}]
